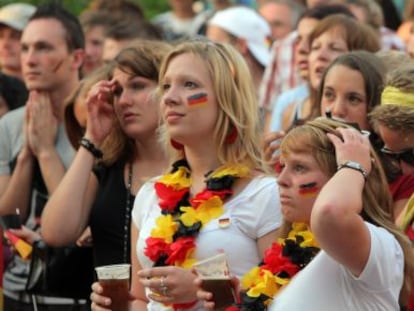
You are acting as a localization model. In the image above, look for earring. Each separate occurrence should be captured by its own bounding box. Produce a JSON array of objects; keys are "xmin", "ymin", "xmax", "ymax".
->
[
  {"xmin": 226, "ymin": 126, "xmax": 238, "ymax": 144},
  {"xmin": 170, "ymin": 139, "xmax": 184, "ymax": 150}
]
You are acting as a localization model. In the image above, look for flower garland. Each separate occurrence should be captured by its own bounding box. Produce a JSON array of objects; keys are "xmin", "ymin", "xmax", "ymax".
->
[
  {"xmin": 145, "ymin": 159, "xmax": 249, "ymax": 307},
  {"xmin": 227, "ymin": 223, "xmax": 320, "ymax": 311}
]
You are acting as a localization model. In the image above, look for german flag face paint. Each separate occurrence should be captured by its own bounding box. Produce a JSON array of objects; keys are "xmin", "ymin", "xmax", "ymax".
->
[
  {"xmin": 188, "ymin": 92, "xmax": 208, "ymax": 107},
  {"xmin": 298, "ymin": 182, "xmax": 320, "ymax": 197}
]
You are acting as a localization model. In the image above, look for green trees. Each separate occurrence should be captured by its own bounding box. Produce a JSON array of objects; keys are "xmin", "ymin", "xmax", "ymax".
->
[{"xmin": 0, "ymin": 0, "xmax": 169, "ymax": 18}]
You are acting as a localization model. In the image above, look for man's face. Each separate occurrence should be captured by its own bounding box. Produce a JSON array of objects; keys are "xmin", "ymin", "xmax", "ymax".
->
[
  {"xmin": 21, "ymin": 18, "xmax": 75, "ymax": 91},
  {"xmin": 0, "ymin": 25, "xmax": 22, "ymax": 76},
  {"xmin": 83, "ymin": 25, "xmax": 105, "ymax": 75},
  {"xmin": 259, "ymin": 2, "xmax": 293, "ymax": 40}
]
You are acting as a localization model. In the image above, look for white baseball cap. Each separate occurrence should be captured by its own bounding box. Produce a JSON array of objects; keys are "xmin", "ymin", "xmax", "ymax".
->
[
  {"xmin": 0, "ymin": 3, "xmax": 36, "ymax": 31},
  {"xmin": 208, "ymin": 6, "xmax": 271, "ymax": 67}
]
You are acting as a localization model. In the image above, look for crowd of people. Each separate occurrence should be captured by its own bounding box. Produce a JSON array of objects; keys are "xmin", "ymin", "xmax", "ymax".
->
[{"xmin": 0, "ymin": 0, "xmax": 414, "ymax": 310}]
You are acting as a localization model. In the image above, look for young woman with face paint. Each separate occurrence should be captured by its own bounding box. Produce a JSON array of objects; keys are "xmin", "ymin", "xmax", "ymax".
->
[
  {"xmin": 197, "ymin": 117, "xmax": 414, "ymax": 311},
  {"xmin": 90, "ymin": 39, "xmax": 283, "ymax": 311}
]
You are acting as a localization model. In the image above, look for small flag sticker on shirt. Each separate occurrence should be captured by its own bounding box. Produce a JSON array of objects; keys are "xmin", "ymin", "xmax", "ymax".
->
[
  {"xmin": 188, "ymin": 93, "xmax": 208, "ymax": 107},
  {"xmin": 218, "ymin": 218, "xmax": 230, "ymax": 228}
]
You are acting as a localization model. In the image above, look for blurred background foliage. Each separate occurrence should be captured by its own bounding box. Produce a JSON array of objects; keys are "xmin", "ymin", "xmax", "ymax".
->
[{"xmin": 0, "ymin": 0, "xmax": 170, "ymax": 19}]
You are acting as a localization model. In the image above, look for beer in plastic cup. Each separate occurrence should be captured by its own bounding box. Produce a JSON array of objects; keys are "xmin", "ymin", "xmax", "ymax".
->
[
  {"xmin": 193, "ymin": 253, "xmax": 236, "ymax": 310},
  {"xmin": 95, "ymin": 264, "xmax": 130, "ymax": 311}
]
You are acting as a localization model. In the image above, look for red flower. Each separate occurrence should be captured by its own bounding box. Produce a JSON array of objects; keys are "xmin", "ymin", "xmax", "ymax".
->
[
  {"xmin": 262, "ymin": 243, "xmax": 299, "ymax": 276},
  {"xmin": 190, "ymin": 189, "xmax": 233, "ymax": 208},
  {"xmin": 144, "ymin": 237, "xmax": 169, "ymax": 262},
  {"xmin": 154, "ymin": 182, "xmax": 188, "ymax": 213},
  {"xmin": 165, "ymin": 237, "xmax": 195, "ymax": 265}
]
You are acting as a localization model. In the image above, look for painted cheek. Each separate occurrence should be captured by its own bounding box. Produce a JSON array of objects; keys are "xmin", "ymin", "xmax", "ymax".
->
[
  {"xmin": 187, "ymin": 92, "xmax": 207, "ymax": 107},
  {"xmin": 298, "ymin": 181, "xmax": 320, "ymax": 198}
]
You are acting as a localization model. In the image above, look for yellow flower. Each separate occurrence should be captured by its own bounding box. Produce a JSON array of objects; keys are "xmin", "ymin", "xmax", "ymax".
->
[
  {"xmin": 195, "ymin": 197, "xmax": 223, "ymax": 225},
  {"xmin": 158, "ymin": 166, "xmax": 191, "ymax": 189},
  {"xmin": 180, "ymin": 197, "xmax": 224, "ymax": 227},
  {"xmin": 151, "ymin": 215, "xmax": 178, "ymax": 243},
  {"xmin": 180, "ymin": 249, "xmax": 197, "ymax": 269},
  {"xmin": 241, "ymin": 266, "xmax": 261, "ymax": 291},
  {"xmin": 180, "ymin": 206, "xmax": 198, "ymax": 227},
  {"xmin": 283, "ymin": 223, "xmax": 318, "ymax": 248},
  {"xmin": 297, "ymin": 230, "xmax": 319, "ymax": 248},
  {"xmin": 211, "ymin": 165, "xmax": 250, "ymax": 178},
  {"xmin": 243, "ymin": 268, "xmax": 279, "ymax": 299}
]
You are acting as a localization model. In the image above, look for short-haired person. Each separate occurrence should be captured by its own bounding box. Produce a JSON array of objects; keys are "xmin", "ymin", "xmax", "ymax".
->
[
  {"xmin": 0, "ymin": 3, "xmax": 35, "ymax": 80},
  {"xmin": 258, "ymin": 0, "xmax": 306, "ymax": 41},
  {"xmin": 79, "ymin": 10, "xmax": 113, "ymax": 76},
  {"xmin": 207, "ymin": 6, "xmax": 271, "ymax": 98},
  {"xmin": 198, "ymin": 117, "xmax": 414, "ymax": 310},
  {"xmin": 90, "ymin": 39, "xmax": 282, "ymax": 310},
  {"xmin": 0, "ymin": 3, "xmax": 85, "ymax": 310}
]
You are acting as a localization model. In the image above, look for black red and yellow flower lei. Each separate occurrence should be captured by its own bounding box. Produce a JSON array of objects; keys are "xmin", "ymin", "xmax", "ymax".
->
[
  {"xmin": 144, "ymin": 159, "xmax": 249, "ymax": 308},
  {"xmin": 227, "ymin": 223, "xmax": 320, "ymax": 311}
]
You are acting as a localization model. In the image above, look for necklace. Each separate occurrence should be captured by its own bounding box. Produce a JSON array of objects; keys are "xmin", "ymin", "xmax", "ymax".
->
[
  {"xmin": 144, "ymin": 159, "xmax": 250, "ymax": 268},
  {"xmin": 227, "ymin": 223, "xmax": 320, "ymax": 310},
  {"xmin": 123, "ymin": 162, "xmax": 133, "ymax": 263}
]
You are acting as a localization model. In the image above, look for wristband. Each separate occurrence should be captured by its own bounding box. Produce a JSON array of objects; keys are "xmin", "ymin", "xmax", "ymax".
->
[
  {"xmin": 79, "ymin": 137, "xmax": 103, "ymax": 159},
  {"xmin": 337, "ymin": 161, "xmax": 368, "ymax": 180}
]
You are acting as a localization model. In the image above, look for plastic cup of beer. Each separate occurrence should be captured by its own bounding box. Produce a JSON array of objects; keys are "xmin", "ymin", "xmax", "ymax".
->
[
  {"xmin": 193, "ymin": 253, "xmax": 236, "ymax": 310},
  {"xmin": 95, "ymin": 264, "xmax": 130, "ymax": 311}
]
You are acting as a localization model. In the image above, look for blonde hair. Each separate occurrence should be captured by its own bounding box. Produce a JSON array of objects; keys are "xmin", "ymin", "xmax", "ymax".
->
[
  {"xmin": 157, "ymin": 39, "xmax": 268, "ymax": 173},
  {"xmin": 370, "ymin": 63, "xmax": 414, "ymax": 132},
  {"xmin": 278, "ymin": 117, "xmax": 414, "ymax": 305}
]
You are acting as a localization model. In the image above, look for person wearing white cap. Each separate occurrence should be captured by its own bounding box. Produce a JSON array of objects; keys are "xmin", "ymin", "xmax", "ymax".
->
[
  {"xmin": 207, "ymin": 6, "xmax": 271, "ymax": 97},
  {"xmin": 0, "ymin": 3, "xmax": 35, "ymax": 80}
]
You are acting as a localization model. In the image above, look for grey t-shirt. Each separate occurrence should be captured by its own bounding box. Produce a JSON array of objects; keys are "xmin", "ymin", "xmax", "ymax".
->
[{"xmin": 0, "ymin": 107, "xmax": 75, "ymax": 294}]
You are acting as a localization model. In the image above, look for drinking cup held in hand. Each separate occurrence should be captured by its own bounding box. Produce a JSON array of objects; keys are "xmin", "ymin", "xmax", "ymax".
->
[{"xmin": 95, "ymin": 264, "xmax": 130, "ymax": 311}]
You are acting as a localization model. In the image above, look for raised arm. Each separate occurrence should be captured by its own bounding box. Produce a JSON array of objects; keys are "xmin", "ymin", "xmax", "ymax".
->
[
  {"xmin": 42, "ymin": 80, "xmax": 117, "ymax": 246},
  {"xmin": 311, "ymin": 128, "xmax": 372, "ymax": 277}
]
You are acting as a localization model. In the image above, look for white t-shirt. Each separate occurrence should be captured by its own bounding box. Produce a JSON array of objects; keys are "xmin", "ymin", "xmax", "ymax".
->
[
  {"xmin": 132, "ymin": 175, "xmax": 282, "ymax": 311},
  {"xmin": 269, "ymin": 222, "xmax": 404, "ymax": 311}
]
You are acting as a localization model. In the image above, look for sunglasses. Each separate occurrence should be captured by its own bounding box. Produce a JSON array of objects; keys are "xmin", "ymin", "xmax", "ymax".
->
[{"xmin": 381, "ymin": 147, "xmax": 414, "ymax": 166}]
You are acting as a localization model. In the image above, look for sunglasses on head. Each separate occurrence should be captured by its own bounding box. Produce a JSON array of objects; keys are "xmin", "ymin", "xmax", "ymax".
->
[{"xmin": 381, "ymin": 147, "xmax": 414, "ymax": 166}]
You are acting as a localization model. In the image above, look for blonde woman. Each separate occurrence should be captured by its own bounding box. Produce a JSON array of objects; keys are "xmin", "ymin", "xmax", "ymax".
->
[{"xmin": 91, "ymin": 39, "xmax": 282, "ymax": 310}]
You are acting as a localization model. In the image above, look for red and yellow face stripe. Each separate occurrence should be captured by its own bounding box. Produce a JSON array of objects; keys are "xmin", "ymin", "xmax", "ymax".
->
[
  {"xmin": 298, "ymin": 182, "xmax": 320, "ymax": 197},
  {"xmin": 188, "ymin": 93, "xmax": 208, "ymax": 107}
]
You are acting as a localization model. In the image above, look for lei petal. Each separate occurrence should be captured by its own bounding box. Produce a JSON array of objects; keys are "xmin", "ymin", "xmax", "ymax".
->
[
  {"xmin": 229, "ymin": 223, "xmax": 320, "ymax": 311},
  {"xmin": 158, "ymin": 166, "xmax": 191, "ymax": 189},
  {"xmin": 154, "ymin": 182, "xmax": 189, "ymax": 213},
  {"xmin": 195, "ymin": 197, "xmax": 224, "ymax": 225},
  {"xmin": 179, "ymin": 206, "xmax": 198, "ymax": 227},
  {"xmin": 211, "ymin": 165, "xmax": 250, "ymax": 178},
  {"xmin": 151, "ymin": 215, "xmax": 178, "ymax": 243},
  {"xmin": 165, "ymin": 237, "xmax": 196, "ymax": 266}
]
